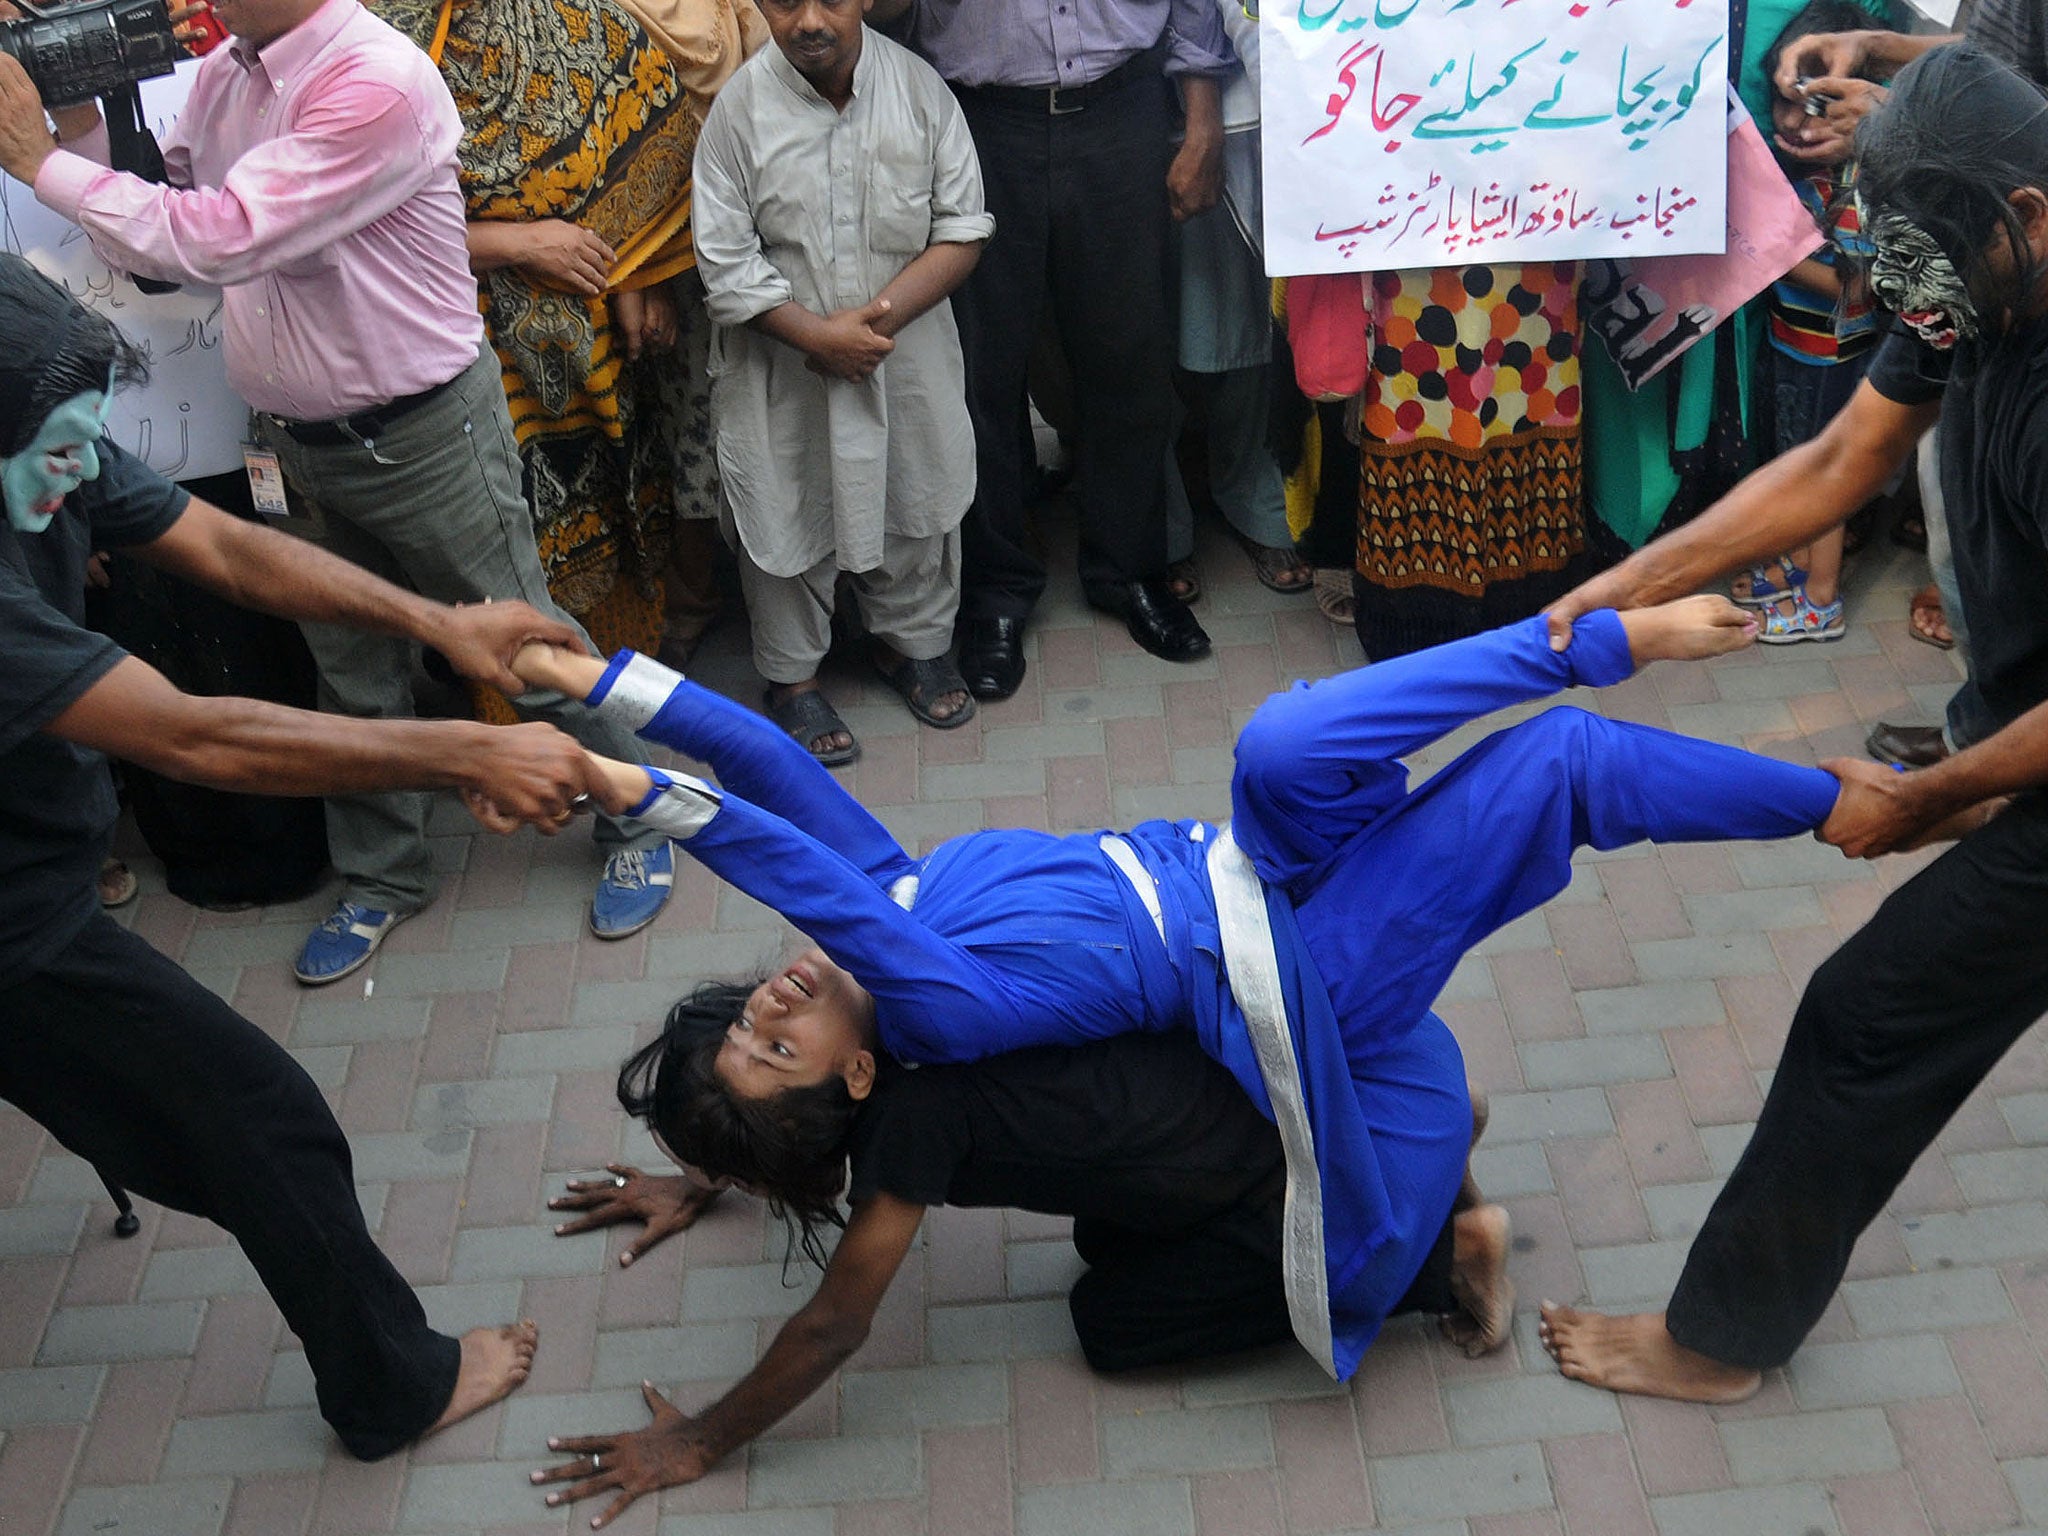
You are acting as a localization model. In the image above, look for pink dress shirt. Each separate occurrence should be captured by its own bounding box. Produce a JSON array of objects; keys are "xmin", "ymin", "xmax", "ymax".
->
[{"xmin": 35, "ymin": 0, "xmax": 484, "ymax": 421}]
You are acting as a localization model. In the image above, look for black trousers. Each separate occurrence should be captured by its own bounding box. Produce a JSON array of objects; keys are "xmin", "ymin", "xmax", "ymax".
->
[
  {"xmin": 1668, "ymin": 794, "xmax": 2048, "ymax": 1367},
  {"xmin": 1069, "ymin": 1189, "xmax": 1457, "ymax": 1371},
  {"xmin": 0, "ymin": 914, "xmax": 458, "ymax": 1458},
  {"xmin": 951, "ymin": 75, "xmax": 1178, "ymax": 622}
]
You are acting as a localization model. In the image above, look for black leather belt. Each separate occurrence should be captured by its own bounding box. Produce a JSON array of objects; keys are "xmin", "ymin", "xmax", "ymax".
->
[
  {"xmin": 956, "ymin": 51, "xmax": 1157, "ymax": 115},
  {"xmin": 262, "ymin": 373, "xmax": 459, "ymax": 447}
]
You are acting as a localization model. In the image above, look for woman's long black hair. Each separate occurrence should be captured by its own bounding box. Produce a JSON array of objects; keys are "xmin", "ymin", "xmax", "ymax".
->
[
  {"xmin": 616, "ymin": 981, "xmax": 864, "ymax": 1270},
  {"xmin": 0, "ymin": 253, "xmax": 149, "ymax": 458}
]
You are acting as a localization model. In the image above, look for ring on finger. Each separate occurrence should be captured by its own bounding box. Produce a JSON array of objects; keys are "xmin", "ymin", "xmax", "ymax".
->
[
  {"xmin": 613, "ymin": 1173, "xmax": 629, "ymax": 1189},
  {"xmin": 591, "ymin": 1453, "xmax": 603, "ymax": 1473}
]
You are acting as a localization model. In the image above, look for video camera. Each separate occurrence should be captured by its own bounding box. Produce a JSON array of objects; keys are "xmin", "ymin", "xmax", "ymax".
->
[{"xmin": 0, "ymin": 0, "xmax": 180, "ymax": 111}]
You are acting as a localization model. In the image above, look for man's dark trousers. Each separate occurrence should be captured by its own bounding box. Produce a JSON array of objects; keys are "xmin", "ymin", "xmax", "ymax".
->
[
  {"xmin": 950, "ymin": 72, "xmax": 1178, "ymax": 622},
  {"xmin": 0, "ymin": 914, "xmax": 458, "ymax": 1458},
  {"xmin": 1667, "ymin": 794, "xmax": 2048, "ymax": 1366}
]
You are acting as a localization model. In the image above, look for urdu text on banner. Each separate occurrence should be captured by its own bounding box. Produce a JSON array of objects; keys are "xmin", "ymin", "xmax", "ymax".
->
[{"xmin": 1260, "ymin": 0, "xmax": 1732, "ymax": 276}]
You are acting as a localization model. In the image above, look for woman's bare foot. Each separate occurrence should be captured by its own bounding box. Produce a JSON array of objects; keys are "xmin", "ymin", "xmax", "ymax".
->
[
  {"xmin": 1537, "ymin": 1302, "xmax": 1760, "ymax": 1402},
  {"xmin": 1439, "ymin": 1203, "xmax": 1514, "ymax": 1357},
  {"xmin": 426, "ymin": 1320, "xmax": 539, "ymax": 1436},
  {"xmin": 1618, "ymin": 595, "xmax": 1759, "ymax": 668},
  {"xmin": 1455, "ymin": 1085, "xmax": 1490, "ymax": 1214}
]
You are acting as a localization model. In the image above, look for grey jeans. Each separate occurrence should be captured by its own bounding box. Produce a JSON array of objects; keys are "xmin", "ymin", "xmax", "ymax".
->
[{"xmin": 257, "ymin": 350, "xmax": 660, "ymax": 912}]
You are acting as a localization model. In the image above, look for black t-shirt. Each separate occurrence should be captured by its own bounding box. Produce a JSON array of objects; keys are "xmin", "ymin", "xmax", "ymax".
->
[
  {"xmin": 1866, "ymin": 321, "xmax": 2048, "ymax": 731},
  {"xmin": 846, "ymin": 1030, "xmax": 1285, "ymax": 1232},
  {"xmin": 0, "ymin": 441, "xmax": 187, "ymax": 983}
]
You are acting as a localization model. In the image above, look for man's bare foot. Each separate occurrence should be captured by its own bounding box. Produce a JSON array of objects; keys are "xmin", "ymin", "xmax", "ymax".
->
[
  {"xmin": 1439, "ymin": 1203, "xmax": 1513, "ymax": 1357},
  {"xmin": 1618, "ymin": 595, "xmax": 1759, "ymax": 668},
  {"xmin": 426, "ymin": 1320, "xmax": 539, "ymax": 1436},
  {"xmin": 1537, "ymin": 1302, "xmax": 1760, "ymax": 1402},
  {"xmin": 1455, "ymin": 1085, "xmax": 1490, "ymax": 1214}
]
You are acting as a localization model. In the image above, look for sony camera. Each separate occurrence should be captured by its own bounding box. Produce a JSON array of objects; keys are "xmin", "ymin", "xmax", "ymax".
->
[{"xmin": 0, "ymin": 0, "xmax": 181, "ymax": 110}]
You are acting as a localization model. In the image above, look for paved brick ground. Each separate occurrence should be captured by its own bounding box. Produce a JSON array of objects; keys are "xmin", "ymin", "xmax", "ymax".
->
[{"xmin": 6, "ymin": 519, "xmax": 2034, "ymax": 1536}]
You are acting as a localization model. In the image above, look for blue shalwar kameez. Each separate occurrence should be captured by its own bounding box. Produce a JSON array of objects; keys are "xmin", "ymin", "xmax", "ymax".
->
[{"xmin": 578, "ymin": 611, "xmax": 1840, "ymax": 1379}]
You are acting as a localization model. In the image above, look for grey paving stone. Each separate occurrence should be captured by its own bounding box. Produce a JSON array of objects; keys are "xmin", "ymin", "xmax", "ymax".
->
[
  {"xmin": 1642, "ymin": 1180, "xmax": 1723, "ymax": 1242},
  {"xmin": 0, "ymin": 1365, "xmax": 104, "ymax": 1426},
  {"xmin": 920, "ymin": 759, "xmax": 1047, "ymax": 801},
  {"xmin": 1435, "ymin": 953, "xmax": 1499, "ymax": 1002},
  {"xmin": 497, "ymin": 1387, "xmax": 653, "ymax": 1459},
  {"xmin": 180, "ymin": 922, "xmax": 309, "ymax": 969},
  {"xmin": 1470, "ymin": 1142, "xmax": 1557, "ymax": 1199},
  {"xmin": 1474, "ymin": 912, "xmax": 1552, "ymax": 956},
  {"xmin": 1786, "ymin": 1335, "xmax": 1962, "ymax": 1408},
  {"xmin": 2008, "ymin": 1456, "xmax": 2048, "ymax": 1527},
  {"xmin": 368, "ymin": 946, "xmax": 510, "ymax": 997},
  {"xmin": 411, "ymin": 1075, "xmax": 556, "ymax": 1132},
  {"xmin": 682, "ymin": 1262, "xmax": 821, "ymax": 1321},
  {"xmin": 1006, "ymin": 1239, "xmax": 1085, "ymax": 1298},
  {"xmin": 1718, "ymin": 1407, "xmax": 1900, "ymax": 1484},
  {"xmin": 56, "ymin": 1479, "xmax": 234, "ymax": 1536},
  {"xmin": 1179, "ymin": 1346, "xmax": 1348, "ymax": 1405},
  {"xmin": 1708, "ymin": 658, "xmax": 1841, "ymax": 700},
  {"xmin": 2005, "ymin": 1094, "xmax": 2048, "ymax": 1143},
  {"xmin": 1628, "ymin": 933, "xmax": 1780, "ymax": 981},
  {"xmin": 659, "ymin": 1515, "xmax": 835, "ymax": 1536},
  {"xmin": 263, "ymin": 1350, "xmax": 316, "ymax": 1409},
  {"xmin": 186, "ymin": 967, "xmax": 237, "ymax": 1003},
  {"xmin": 414, "ymin": 1281, "xmax": 528, "ymax": 1337},
  {"xmin": 1520, "ymin": 1035, "xmax": 1673, "ymax": 1091},
  {"xmin": 645, "ymin": 930, "xmax": 784, "ymax": 980},
  {"xmin": 1681, "ymin": 886, "xmax": 1826, "ymax": 934},
  {"xmin": 38, "ymin": 1300, "xmax": 206, "ymax": 1365},
  {"xmin": 1954, "ymin": 1147, "xmax": 2048, "ymax": 1205},
  {"xmin": 286, "ymin": 1043, "xmax": 353, "ymax": 1089},
  {"xmin": 1371, "ymin": 1442, "xmax": 1551, "ymax": 1523},
  {"xmin": 1901, "ymin": 1204, "xmax": 2048, "ymax": 1269},
  {"xmin": 448, "ymin": 904, "xmax": 586, "ymax": 947},
  {"xmin": 1115, "ymin": 782, "xmax": 1232, "ymax": 827},
  {"xmin": 591, "ymin": 1324, "xmax": 759, "ymax": 1388},
  {"xmin": 1650, "ymin": 1483, "xmax": 1839, "ymax": 1536},
  {"xmin": 290, "ymin": 993, "xmax": 433, "ymax": 1046},
  {"xmin": 983, "ymin": 721, "xmax": 1105, "ymax": 760},
  {"xmin": 839, "ymin": 1363, "xmax": 1009, "ymax": 1434},
  {"xmin": 25, "ymin": 1154, "xmax": 106, "ymax": 1203},
  {"xmin": 871, "ymin": 800, "xmax": 994, "ymax": 851},
  {"xmin": 399, "ymin": 1460, "xmax": 576, "ymax": 1531},
  {"xmin": 928, "ymin": 1299, "xmax": 1075, "ymax": 1362},
  {"xmin": 1577, "ymin": 981, "xmax": 1726, "ymax": 1036},
  {"xmin": 1017, "ymin": 1480, "xmax": 1194, "ymax": 1536},
  {"xmin": 1485, "ymin": 1088, "xmax": 1616, "ymax": 1144},
  {"xmin": 1101, "ymin": 1404, "xmax": 1274, "ymax": 1475},
  {"xmin": 491, "ymin": 1023, "xmax": 637, "ymax": 1075},
  {"xmin": 139, "ymin": 1245, "xmax": 264, "ymax": 1301},
  {"xmin": 0, "ymin": 1201, "xmax": 86, "ymax": 1256},
  {"xmin": 1101, "ymin": 650, "xmax": 1220, "ymax": 689},
  {"xmin": 1698, "ymin": 1123, "xmax": 1755, "ymax": 1178},
  {"xmin": 1581, "ymin": 1241, "xmax": 1691, "ymax": 1307},
  {"xmin": 1444, "ymin": 1373, "xmax": 1623, "ymax": 1446},
  {"xmin": 450, "ymin": 1224, "xmax": 609, "ymax": 1283},
  {"xmin": 1664, "ymin": 700, "xmax": 1797, "ymax": 739},
  {"xmin": 346, "ymin": 1127, "xmax": 473, "ymax": 1182},
  {"xmin": 1042, "ymin": 685, "xmax": 1168, "ymax": 723},
  {"xmin": 160, "ymin": 1408, "xmax": 329, "ymax": 1477},
  {"xmin": 749, "ymin": 1433, "xmax": 920, "ymax": 1506},
  {"xmin": 1731, "ymin": 838, "xmax": 1877, "ymax": 887},
  {"xmin": 1840, "ymin": 1267, "xmax": 2012, "ymax": 1335}
]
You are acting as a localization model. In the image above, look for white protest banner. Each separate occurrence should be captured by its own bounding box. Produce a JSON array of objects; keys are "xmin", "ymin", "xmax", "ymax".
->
[
  {"xmin": 0, "ymin": 64, "xmax": 244, "ymax": 480},
  {"xmin": 1261, "ymin": 0, "xmax": 1731, "ymax": 276}
]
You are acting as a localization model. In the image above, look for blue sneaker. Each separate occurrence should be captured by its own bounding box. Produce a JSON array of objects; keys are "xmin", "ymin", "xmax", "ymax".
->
[
  {"xmin": 294, "ymin": 900, "xmax": 412, "ymax": 986},
  {"xmin": 590, "ymin": 841, "xmax": 675, "ymax": 940}
]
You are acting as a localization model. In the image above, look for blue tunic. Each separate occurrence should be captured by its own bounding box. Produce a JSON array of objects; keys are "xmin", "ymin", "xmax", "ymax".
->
[{"xmin": 588, "ymin": 611, "xmax": 1841, "ymax": 1377}]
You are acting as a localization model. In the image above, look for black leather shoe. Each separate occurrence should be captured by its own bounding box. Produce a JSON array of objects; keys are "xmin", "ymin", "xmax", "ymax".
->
[
  {"xmin": 1865, "ymin": 720, "xmax": 1949, "ymax": 769},
  {"xmin": 1086, "ymin": 578, "xmax": 1212, "ymax": 663},
  {"xmin": 958, "ymin": 615, "xmax": 1027, "ymax": 701}
]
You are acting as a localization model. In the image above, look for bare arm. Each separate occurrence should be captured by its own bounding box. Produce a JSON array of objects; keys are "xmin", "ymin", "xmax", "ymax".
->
[
  {"xmin": 534, "ymin": 1192, "xmax": 928, "ymax": 1529},
  {"xmin": 47, "ymin": 655, "xmax": 601, "ymax": 826},
  {"xmin": 1822, "ymin": 697, "xmax": 2048, "ymax": 858},
  {"xmin": 870, "ymin": 240, "xmax": 982, "ymax": 340},
  {"xmin": 133, "ymin": 497, "xmax": 588, "ymax": 693},
  {"xmin": 1549, "ymin": 381, "xmax": 1940, "ymax": 638},
  {"xmin": 1168, "ymin": 73, "xmax": 1224, "ymax": 222}
]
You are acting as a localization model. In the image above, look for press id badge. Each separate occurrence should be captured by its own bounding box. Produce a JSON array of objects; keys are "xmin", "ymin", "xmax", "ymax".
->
[{"xmin": 243, "ymin": 446, "xmax": 291, "ymax": 517}]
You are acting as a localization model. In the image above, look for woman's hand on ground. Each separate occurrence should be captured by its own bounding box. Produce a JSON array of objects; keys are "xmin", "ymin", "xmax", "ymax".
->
[
  {"xmin": 514, "ymin": 220, "xmax": 617, "ymax": 296},
  {"xmin": 549, "ymin": 1165, "xmax": 718, "ymax": 1266},
  {"xmin": 532, "ymin": 1382, "xmax": 717, "ymax": 1528}
]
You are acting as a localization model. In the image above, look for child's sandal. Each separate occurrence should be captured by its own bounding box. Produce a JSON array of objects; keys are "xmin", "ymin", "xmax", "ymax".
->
[
  {"xmin": 1757, "ymin": 588, "xmax": 1845, "ymax": 644},
  {"xmin": 1732, "ymin": 556, "xmax": 1806, "ymax": 608}
]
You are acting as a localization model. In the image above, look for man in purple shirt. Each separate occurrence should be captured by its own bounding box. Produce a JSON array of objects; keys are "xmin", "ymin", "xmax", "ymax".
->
[
  {"xmin": 873, "ymin": 0, "xmax": 1235, "ymax": 697},
  {"xmin": 0, "ymin": 0, "xmax": 677, "ymax": 982}
]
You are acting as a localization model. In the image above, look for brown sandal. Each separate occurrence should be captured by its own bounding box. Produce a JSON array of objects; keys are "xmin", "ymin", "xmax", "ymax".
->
[
  {"xmin": 1242, "ymin": 537, "xmax": 1315, "ymax": 594},
  {"xmin": 1908, "ymin": 583, "xmax": 1955, "ymax": 650}
]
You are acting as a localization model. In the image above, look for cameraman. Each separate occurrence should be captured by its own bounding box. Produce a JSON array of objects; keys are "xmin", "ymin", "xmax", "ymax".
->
[
  {"xmin": 0, "ymin": 0, "xmax": 676, "ymax": 987},
  {"xmin": 0, "ymin": 253, "xmax": 599, "ymax": 1457}
]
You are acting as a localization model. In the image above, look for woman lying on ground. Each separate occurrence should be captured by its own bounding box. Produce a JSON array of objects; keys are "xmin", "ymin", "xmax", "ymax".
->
[{"xmin": 513, "ymin": 595, "xmax": 1844, "ymax": 1381}]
